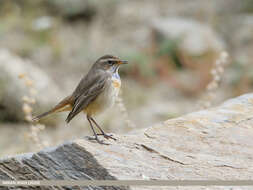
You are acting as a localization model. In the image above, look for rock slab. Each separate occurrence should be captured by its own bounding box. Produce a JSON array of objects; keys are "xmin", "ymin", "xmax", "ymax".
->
[{"xmin": 1, "ymin": 93, "xmax": 253, "ymax": 190}]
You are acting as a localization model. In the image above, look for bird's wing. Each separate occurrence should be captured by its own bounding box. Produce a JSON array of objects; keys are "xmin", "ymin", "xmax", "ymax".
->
[{"xmin": 66, "ymin": 72, "xmax": 109, "ymax": 123}]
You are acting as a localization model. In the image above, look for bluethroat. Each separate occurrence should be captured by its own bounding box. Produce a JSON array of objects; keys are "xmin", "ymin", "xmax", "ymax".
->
[{"xmin": 33, "ymin": 55, "xmax": 128, "ymax": 144}]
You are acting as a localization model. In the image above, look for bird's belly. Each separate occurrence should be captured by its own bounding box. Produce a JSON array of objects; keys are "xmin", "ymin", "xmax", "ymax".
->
[{"xmin": 85, "ymin": 78, "xmax": 121, "ymax": 116}]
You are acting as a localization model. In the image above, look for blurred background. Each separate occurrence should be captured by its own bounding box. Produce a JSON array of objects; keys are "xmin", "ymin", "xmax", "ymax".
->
[{"xmin": 0, "ymin": 0, "xmax": 253, "ymax": 156}]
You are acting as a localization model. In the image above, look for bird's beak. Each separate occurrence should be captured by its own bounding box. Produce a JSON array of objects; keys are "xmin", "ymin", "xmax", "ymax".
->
[{"xmin": 118, "ymin": 60, "xmax": 128, "ymax": 65}]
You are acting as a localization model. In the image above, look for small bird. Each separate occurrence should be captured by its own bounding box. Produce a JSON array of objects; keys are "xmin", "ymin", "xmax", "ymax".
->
[{"xmin": 33, "ymin": 55, "xmax": 128, "ymax": 144}]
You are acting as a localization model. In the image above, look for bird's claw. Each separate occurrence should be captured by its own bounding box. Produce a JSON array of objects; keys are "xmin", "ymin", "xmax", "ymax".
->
[
  {"xmin": 87, "ymin": 136, "xmax": 109, "ymax": 145},
  {"xmin": 97, "ymin": 133, "xmax": 117, "ymax": 141}
]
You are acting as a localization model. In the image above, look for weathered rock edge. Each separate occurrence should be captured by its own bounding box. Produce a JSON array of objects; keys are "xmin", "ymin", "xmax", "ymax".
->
[{"xmin": 1, "ymin": 93, "xmax": 253, "ymax": 190}]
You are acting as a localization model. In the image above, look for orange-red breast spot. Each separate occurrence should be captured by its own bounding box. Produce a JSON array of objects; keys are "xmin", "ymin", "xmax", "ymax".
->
[{"xmin": 113, "ymin": 80, "xmax": 121, "ymax": 88}]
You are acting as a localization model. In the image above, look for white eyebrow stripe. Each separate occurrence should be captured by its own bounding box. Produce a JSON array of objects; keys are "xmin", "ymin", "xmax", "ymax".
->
[{"xmin": 100, "ymin": 58, "xmax": 119, "ymax": 62}]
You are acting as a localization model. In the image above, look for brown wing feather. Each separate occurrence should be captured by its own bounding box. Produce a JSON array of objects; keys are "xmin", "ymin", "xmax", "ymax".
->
[{"xmin": 66, "ymin": 72, "xmax": 108, "ymax": 123}]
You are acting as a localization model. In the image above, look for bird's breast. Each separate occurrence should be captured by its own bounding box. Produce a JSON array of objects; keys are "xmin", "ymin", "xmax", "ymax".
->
[
  {"xmin": 85, "ymin": 76, "xmax": 121, "ymax": 116},
  {"xmin": 109, "ymin": 77, "xmax": 121, "ymax": 99},
  {"xmin": 112, "ymin": 79, "xmax": 121, "ymax": 89}
]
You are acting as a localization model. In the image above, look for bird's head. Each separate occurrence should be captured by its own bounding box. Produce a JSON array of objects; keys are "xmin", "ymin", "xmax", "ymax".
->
[{"xmin": 94, "ymin": 55, "xmax": 128, "ymax": 73}]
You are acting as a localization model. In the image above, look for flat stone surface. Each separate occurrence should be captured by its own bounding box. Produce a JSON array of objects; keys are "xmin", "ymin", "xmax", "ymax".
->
[{"xmin": 1, "ymin": 93, "xmax": 253, "ymax": 190}]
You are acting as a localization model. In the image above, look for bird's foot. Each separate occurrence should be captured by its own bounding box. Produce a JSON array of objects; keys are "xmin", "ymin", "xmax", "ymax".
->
[
  {"xmin": 97, "ymin": 133, "xmax": 117, "ymax": 141},
  {"xmin": 87, "ymin": 136, "xmax": 109, "ymax": 145}
]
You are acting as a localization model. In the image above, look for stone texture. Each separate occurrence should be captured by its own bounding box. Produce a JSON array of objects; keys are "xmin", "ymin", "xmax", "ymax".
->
[
  {"xmin": 1, "ymin": 93, "xmax": 253, "ymax": 189},
  {"xmin": 0, "ymin": 49, "xmax": 62, "ymax": 123},
  {"xmin": 223, "ymin": 14, "xmax": 253, "ymax": 66},
  {"xmin": 46, "ymin": 0, "xmax": 105, "ymax": 21},
  {"xmin": 151, "ymin": 18, "xmax": 225, "ymax": 56}
]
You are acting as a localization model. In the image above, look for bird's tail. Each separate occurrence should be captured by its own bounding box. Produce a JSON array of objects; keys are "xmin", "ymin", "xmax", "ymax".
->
[
  {"xmin": 32, "ymin": 110, "xmax": 53, "ymax": 122},
  {"xmin": 32, "ymin": 96, "xmax": 72, "ymax": 122}
]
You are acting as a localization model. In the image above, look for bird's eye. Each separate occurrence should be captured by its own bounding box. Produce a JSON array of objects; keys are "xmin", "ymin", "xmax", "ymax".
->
[{"xmin": 108, "ymin": 60, "xmax": 114, "ymax": 65}]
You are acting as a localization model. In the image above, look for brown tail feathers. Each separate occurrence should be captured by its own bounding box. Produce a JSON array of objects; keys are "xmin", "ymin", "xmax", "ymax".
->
[{"xmin": 32, "ymin": 96, "xmax": 72, "ymax": 122}]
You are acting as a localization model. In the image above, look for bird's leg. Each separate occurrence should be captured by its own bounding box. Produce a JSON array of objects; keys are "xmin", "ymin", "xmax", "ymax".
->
[
  {"xmin": 89, "ymin": 117, "xmax": 116, "ymax": 141},
  {"xmin": 86, "ymin": 115, "xmax": 106, "ymax": 144}
]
